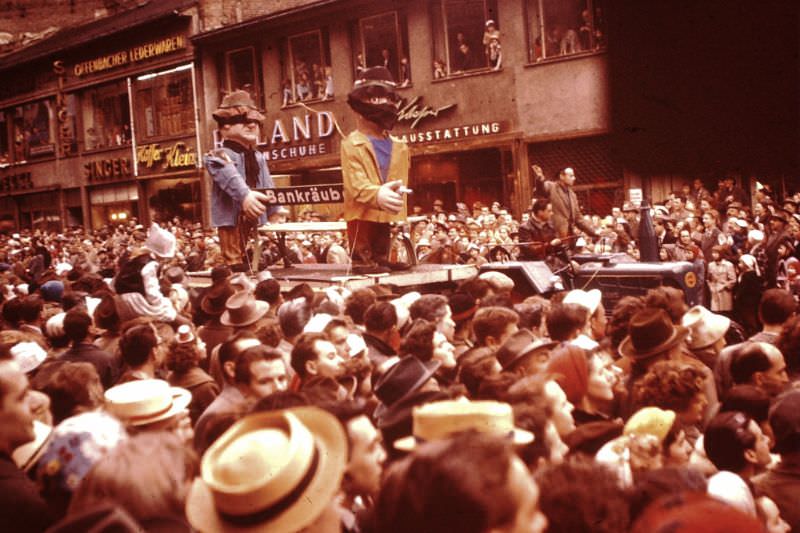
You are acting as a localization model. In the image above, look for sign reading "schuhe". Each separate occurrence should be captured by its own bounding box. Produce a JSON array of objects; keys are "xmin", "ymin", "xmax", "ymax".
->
[{"xmin": 73, "ymin": 35, "xmax": 187, "ymax": 77}]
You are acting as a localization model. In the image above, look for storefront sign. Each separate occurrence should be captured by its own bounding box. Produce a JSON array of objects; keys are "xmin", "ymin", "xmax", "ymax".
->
[
  {"xmin": 0, "ymin": 171, "xmax": 34, "ymax": 192},
  {"xmin": 397, "ymin": 96, "xmax": 456, "ymax": 129},
  {"xmin": 263, "ymin": 140, "xmax": 332, "ymax": 162},
  {"xmin": 396, "ymin": 121, "xmax": 508, "ymax": 145},
  {"xmin": 84, "ymin": 157, "xmax": 133, "ymax": 182},
  {"xmin": 137, "ymin": 142, "xmax": 197, "ymax": 171},
  {"xmin": 257, "ymin": 111, "xmax": 336, "ymax": 162},
  {"xmin": 259, "ymin": 184, "xmax": 343, "ymax": 205},
  {"xmin": 72, "ymin": 35, "xmax": 187, "ymax": 77},
  {"xmin": 53, "ymin": 60, "xmax": 74, "ymax": 157}
]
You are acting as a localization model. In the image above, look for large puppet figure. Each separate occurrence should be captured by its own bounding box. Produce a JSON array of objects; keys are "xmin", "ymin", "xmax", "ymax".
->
[
  {"xmin": 204, "ymin": 90, "xmax": 278, "ymax": 271},
  {"xmin": 342, "ymin": 66, "xmax": 410, "ymax": 271}
]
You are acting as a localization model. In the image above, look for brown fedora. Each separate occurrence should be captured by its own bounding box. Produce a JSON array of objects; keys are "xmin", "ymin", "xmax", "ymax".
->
[
  {"xmin": 618, "ymin": 308, "xmax": 688, "ymax": 360},
  {"xmin": 201, "ymin": 282, "xmax": 235, "ymax": 316},
  {"xmin": 212, "ymin": 89, "xmax": 265, "ymax": 123},
  {"xmin": 495, "ymin": 329, "xmax": 557, "ymax": 371},
  {"xmin": 221, "ymin": 291, "xmax": 269, "ymax": 327},
  {"xmin": 185, "ymin": 407, "xmax": 346, "ymax": 533}
]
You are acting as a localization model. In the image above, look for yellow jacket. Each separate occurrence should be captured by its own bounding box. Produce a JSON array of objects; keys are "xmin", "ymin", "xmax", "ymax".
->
[{"xmin": 341, "ymin": 129, "xmax": 409, "ymax": 223}]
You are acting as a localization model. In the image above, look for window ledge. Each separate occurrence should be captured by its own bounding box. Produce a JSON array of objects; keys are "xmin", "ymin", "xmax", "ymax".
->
[
  {"xmin": 432, "ymin": 67, "xmax": 503, "ymax": 83},
  {"xmin": 524, "ymin": 49, "xmax": 606, "ymax": 68},
  {"xmin": 281, "ymin": 97, "xmax": 336, "ymax": 110}
]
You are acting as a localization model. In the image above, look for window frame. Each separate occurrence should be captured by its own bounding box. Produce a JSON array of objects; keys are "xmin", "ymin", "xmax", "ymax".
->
[
  {"xmin": 354, "ymin": 10, "xmax": 411, "ymax": 87},
  {"xmin": 12, "ymin": 99, "xmax": 57, "ymax": 161},
  {"xmin": 431, "ymin": 0, "xmax": 500, "ymax": 79},
  {"xmin": 224, "ymin": 46, "xmax": 262, "ymax": 108},
  {"xmin": 132, "ymin": 64, "xmax": 195, "ymax": 142},
  {"xmin": 282, "ymin": 28, "xmax": 332, "ymax": 107},
  {"xmin": 524, "ymin": 0, "xmax": 606, "ymax": 64},
  {"xmin": 80, "ymin": 79, "xmax": 132, "ymax": 154}
]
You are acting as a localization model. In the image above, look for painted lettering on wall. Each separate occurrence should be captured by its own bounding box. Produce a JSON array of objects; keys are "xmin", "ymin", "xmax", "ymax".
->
[
  {"xmin": 263, "ymin": 141, "xmax": 331, "ymax": 162},
  {"xmin": 0, "ymin": 172, "xmax": 33, "ymax": 192},
  {"xmin": 264, "ymin": 111, "xmax": 335, "ymax": 145},
  {"xmin": 137, "ymin": 142, "xmax": 197, "ymax": 171},
  {"xmin": 73, "ymin": 35, "xmax": 187, "ymax": 77},
  {"xmin": 53, "ymin": 60, "xmax": 74, "ymax": 157},
  {"xmin": 84, "ymin": 157, "xmax": 132, "ymax": 182},
  {"xmin": 396, "ymin": 121, "xmax": 506, "ymax": 144}
]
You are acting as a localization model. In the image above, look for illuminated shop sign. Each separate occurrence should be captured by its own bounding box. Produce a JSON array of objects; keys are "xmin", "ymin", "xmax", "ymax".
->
[
  {"xmin": 137, "ymin": 141, "xmax": 197, "ymax": 173},
  {"xmin": 72, "ymin": 35, "xmax": 187, "ymax": 77},
  {"xmin": 396, "ymin": 121, "xmax": 508, "ymax": 145}
]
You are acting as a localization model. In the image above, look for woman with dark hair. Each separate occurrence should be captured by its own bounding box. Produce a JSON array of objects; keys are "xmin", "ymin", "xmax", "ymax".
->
[{"xmin": 166, "ymin": 329, "xmax": 219, "ymax": 425}]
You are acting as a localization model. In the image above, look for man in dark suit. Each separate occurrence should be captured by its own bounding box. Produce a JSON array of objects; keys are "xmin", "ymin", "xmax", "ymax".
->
[{"xmin": 532, "ymin": 164, "xmax": 597, "ymax": 239}]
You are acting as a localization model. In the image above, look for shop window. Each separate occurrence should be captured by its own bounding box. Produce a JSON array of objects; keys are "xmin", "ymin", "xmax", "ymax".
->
[
  {"xmin": 430, "ymin": 0, "xmax": 499, "ymax": 77},
  {"xmin": 526, "ymin": 0, "xmax": 606, "ymax": 63},
  {"xmin": 354, "ymin": 12, "xmax": 411, "ymax": 86},
  {"xmin": 134, "ymin": 65, "xmax": 195, "ymax": 140},
  {"xmin": 282, "ymin": 30, "xmax": 332, "ymax": 107},
  {"xmin": 82, "ymin": 80, "xmax": 131, "ymax": 152},
  {"xmin": 225, "ymin": 47, "xmax": 261, "ymax": 106},
  {"xmin": 147, "ymin": 178, "xmax": 201, "ymax": 223},
  {"xmin": 12, "ymin": 100, "xmax": 56, "ymax": 160},
  {"xmin": 89, "ymin": 183, "xmax": 138, "ymax": 228},
  {"xmin": 18, "ymin": 191, "xmax": 61, "ymax": 232},
  {"xmin": 0, "ymin": 112, "xmax": 9, "ymax": 166}
]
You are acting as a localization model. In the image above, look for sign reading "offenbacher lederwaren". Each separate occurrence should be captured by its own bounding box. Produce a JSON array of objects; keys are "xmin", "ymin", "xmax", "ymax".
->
[
  {"xmin": 258, "ymin": 184, "xmax": 343, "ymax": 205},
  {"xmin": 73, "ymin": 35, "xmax": 187, "ymax": 77}
]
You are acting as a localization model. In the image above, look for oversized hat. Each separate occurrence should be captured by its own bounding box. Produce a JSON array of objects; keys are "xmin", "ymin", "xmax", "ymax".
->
[
  {"xmin": 143, "ymin": 223, "xmax": 176, "ymax": 259},
  {"xmin": 212, "ymin": 89, "xmax": 266, "ymax": 124},
  {"xmin": 185, "ymin": 407, "xmax": 346, "ymax": 533},
  {"xmin": 221, "ymin": 291, "xmax": 270, "ymax": 327},
  {"xmin": 104, "ymin": 379, "xmax": 192, "ymax": 427},
  {"xmin": 619, "ymin": 308, "xmax": 688, "ymax": 360},
  {"xmin": 393, "ymin": 398, "xmax": 534, "ymax": 451},
  {"xmin": 681, "ymin": 305, "xmax": 730, "ymax": 350},
  {"xmin": 495, "ymin": 329, "xmax": 557, "ymax": 371},
  {"xmin": 348, "ymin": 66, "xmax": 398, "ymax": 103}
]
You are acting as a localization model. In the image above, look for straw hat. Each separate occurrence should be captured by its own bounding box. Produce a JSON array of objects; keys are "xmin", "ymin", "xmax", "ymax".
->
[
  {"xmin": 221, "ymin": 291, "xmax": 269, "ymax": 327},
  {"xmin": 394, "ymin": 398, "xmax": 534, "ymax": 451},
  {"xmin": 681, "ymin": 305, "xmax": 730, "ymax": 350},
  {"xmin": 185, "ymin": 407, "xmax": 346, "ymax": 533},
  {"xmin": 104, "ymin": 379, "xmax": 192, "ymax": 427},
  {"xmin": 12, "ymin": 420, "xmax": 53, "ymax": 472},
  {"xmin": 10, "ymin": 341, "xmax": 48, "ymax": 374}
]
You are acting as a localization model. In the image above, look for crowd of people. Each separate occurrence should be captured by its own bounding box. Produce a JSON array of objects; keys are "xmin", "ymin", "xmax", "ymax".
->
[{"xmin": 0, "ymin": 175, "xmax": 799, "ymax": 533}]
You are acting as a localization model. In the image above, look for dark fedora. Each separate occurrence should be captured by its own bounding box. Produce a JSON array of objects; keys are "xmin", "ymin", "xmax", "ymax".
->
[
  {"xmin": 766, "ymin": 208, "xmax": 791, "ymax": 225},
  {"xmin": 618, "ymin": 308, "xmax": 688, "ymax": 360},
  {"xmin": 495, "ymin": 329, "xmax": 557, "ymax": 371},
  {"xmin": 373, "ymin": 356, "xmax": 440, "ymax": 419},
  {"xmin": 210, "ymin": 264, "xmax": 232, "ymax": 286},
  {"xmin": 220, "ymin": 291, "xmax": 269, "ymax": 327},
  {"xmin": 200, "ymin": 282, "xmax": 234, "ymax": 316}
]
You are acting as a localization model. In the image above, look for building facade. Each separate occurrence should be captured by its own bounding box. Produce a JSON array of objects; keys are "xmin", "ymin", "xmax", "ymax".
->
[
  {"xmin": 193, "ymin": 0, "xmax": 616, "ymax": 222},
  {"xmin": 0, "ymin": 1, "xmax": 202, "ymax": 232}
]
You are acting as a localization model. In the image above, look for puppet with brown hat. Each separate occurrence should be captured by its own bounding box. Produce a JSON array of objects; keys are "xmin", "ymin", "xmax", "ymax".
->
[
  {"xmin": 204, "ymin": 90, "xmax": 281, "ymax": 271},
  {"xmin": 342, "ymin": 66, "xmax": 410, "ymax": 271}
]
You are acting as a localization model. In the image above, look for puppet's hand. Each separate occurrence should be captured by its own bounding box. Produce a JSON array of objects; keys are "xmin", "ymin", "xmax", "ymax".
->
[{"xmin": 377, "ymin": 181, "xmax": 404, "ymax": 214}]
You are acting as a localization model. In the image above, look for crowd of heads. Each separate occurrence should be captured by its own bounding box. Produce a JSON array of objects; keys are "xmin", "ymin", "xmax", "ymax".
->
[{"xmin": 0, "ymin": 176, "xmax": 799, "ymax": 532}]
